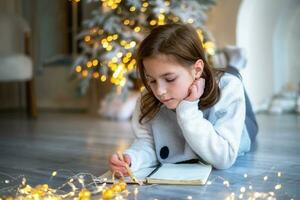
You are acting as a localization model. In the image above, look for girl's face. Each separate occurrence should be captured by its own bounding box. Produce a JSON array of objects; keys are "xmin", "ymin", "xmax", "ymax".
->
[{"xmin": 143, "ymin": 55, "xmax": 195, "ymax": 109}]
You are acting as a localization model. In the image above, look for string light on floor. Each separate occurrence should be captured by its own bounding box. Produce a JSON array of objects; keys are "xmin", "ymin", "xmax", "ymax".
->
[{"xmin": 0, "ymin": 169, "xmax": 296, "ymax": 200}]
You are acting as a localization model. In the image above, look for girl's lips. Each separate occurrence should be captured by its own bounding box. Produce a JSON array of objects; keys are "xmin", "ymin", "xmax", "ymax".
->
[{"xmin": 161, "ymin": 98, "xmax": 172, "ymax": 103}]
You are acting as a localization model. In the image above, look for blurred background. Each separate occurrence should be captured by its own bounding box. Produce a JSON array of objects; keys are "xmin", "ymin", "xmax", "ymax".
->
[
  {"xmin": 0, "ymin": 0, "xmax": 299, "ymax": 117},
  {"xmin": 0, "ymin": 0, "xmax": 300, "ymax": 114}
]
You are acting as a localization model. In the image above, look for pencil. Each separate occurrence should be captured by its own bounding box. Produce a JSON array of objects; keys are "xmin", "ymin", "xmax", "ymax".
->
[{"xmin": 116, "ymin": 151, "xmax": 142, "ymax": 185}]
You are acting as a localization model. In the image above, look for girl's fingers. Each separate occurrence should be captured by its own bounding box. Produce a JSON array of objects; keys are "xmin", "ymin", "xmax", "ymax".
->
[
  {"xmin": 110, "ymin": 164, "xmax": 129, "ymax": 174},
  {"xmin": 190, "ymin": 85, "xmax": 198, "ymax": 99},
  {"xmin": 123, "ymin": 154, "xmax": 131, "ymax": 166},
  {"xmin": 186, "ymin": 84, "xmax": 197, "ymax": 101},
  {"xmin": 110, "ymin": 165, "xmax": 130, "ymax": 177},
  {"xmin": 197, "ymin": 78, "xmax": 205, "ymax": 96},
  {"xmin": 109, "ymin": 153, "xmax": 131, "ymax": 177},
  {"xmin": 110, "ymin": 154, "xmax": 126, "ymax": 167},
  {"xmin": 184, "ymin": 78, "xmax": 205, "ymax": 101},
  {"xmin": 194, "ymin": 78, "xmax": 205, "ymax": 97},
  {"xmin": 110, "ymin": 165, "xmax": 127, "ymax": 173},
  {"xmin": 199, "ymin": 78, "xmax": 205, "ymax": 86}
]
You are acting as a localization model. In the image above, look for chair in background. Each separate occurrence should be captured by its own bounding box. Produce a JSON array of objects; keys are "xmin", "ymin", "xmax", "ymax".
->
[{"xmin": 0, "ymin": 13, "xmax": 37, "ymax": 117}]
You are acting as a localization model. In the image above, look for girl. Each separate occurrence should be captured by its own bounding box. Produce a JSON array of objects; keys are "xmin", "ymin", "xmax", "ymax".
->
[{"xmin": 109, "ymin": 24, "xmax": 258, "ymax": 176}]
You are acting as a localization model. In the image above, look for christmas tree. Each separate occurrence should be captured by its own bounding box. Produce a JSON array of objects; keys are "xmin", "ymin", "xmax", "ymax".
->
[{"xmin": 72, "ymin": 0, "xmax": 218, "ymax": 97}]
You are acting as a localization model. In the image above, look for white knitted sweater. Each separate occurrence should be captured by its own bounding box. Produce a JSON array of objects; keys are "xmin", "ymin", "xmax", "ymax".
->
[{"xmin": 125, "ymin": 73, "xmax": 250, "ymax": 171}]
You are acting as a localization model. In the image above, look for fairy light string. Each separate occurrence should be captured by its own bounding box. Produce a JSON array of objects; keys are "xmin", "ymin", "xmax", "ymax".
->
[{"xmin": 0, "ymin": 169, "xmax": 296, "ymax": 199}]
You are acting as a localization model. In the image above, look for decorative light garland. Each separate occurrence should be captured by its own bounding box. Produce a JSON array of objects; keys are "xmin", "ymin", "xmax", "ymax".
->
[{"xmin": 0, "ymin": 169, "xmax": 296, "ymax": 200}]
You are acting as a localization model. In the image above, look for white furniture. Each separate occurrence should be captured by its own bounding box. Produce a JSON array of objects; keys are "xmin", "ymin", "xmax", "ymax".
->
[{"xmin": 0, "ymin": 13, "xmax": 37, "ymax": 117}]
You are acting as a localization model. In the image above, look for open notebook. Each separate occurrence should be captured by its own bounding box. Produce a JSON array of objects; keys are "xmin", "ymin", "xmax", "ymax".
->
[{"xmin": 99, "ymin": 162, "xmax": 212, "ymax": 185}]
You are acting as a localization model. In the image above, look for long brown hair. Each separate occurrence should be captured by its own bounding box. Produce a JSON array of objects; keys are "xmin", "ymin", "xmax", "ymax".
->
[{"xmin": 137, "ymin": 23, "xmax": 223, "ymax": 124}]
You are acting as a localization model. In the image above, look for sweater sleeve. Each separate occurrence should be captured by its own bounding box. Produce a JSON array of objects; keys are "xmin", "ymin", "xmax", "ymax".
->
[
  {"xmin": 176, "ymin": 75, "xmax": 246, "ymax": 169},
  {"xmin": 124, "ymin": 96, "xmax": 158, "ymax": 172}
]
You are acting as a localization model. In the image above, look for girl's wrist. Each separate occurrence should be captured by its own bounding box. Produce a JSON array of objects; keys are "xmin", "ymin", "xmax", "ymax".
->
[
  {"xmin": 176, "ymin": 99, "xmax": 204, "ymax": 122},
  {"xmin": 176, "ymin": 99, "xmax": 199, "ymax": 113}
]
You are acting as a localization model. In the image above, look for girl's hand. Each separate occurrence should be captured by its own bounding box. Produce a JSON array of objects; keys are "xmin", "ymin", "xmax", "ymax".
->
[
  {"xmin": 109, "ymin": 153, "xmax": 131, "ymax": 177},
  {"xmin": 184, "ymin": 78, "xmax": 205, "ymax": 102}
]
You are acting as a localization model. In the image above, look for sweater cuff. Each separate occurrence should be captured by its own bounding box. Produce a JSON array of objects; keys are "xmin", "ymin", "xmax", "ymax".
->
[{"xmin": 176, "ymin": 100, "xmax": 200, "ymax": 116}]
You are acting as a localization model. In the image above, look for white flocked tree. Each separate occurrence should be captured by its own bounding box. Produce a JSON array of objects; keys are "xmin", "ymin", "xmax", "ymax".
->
[{"xmin": 72, "ymin": 0, "xmax": 218, "ymax": 99}]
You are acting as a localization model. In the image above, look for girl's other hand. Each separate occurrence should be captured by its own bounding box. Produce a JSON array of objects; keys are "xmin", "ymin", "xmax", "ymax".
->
[
  {"xmin": 109, "ymin": 153, "xmax": 131, "ymax": 177},
  {"xmin": 184, "ymin": 78, "xmax": 205, "ymax": 102}
]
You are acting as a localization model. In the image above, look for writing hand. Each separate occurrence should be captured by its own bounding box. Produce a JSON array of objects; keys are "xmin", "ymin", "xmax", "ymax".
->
[{"xmin": 109, "ymin": 153, "xmax": 131, "ymax": 177}]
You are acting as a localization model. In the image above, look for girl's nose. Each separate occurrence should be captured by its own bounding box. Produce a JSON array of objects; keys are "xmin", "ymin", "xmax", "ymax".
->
[{"xmin": 156, "ymin": 83, "xmax": 167, "ymax": 97}]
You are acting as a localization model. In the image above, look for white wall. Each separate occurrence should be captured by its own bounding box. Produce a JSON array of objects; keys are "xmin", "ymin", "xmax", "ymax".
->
[
  {"xmin": 284, "ymin": 3, "xmax": 300, "ymax": 91},
  {"xmin": 206, "ymin": 0, "xmax": 240, "ymax": 47},
  {"xmin": 237, "ymin": 0, "xmax": 300, "ymax": 109}
]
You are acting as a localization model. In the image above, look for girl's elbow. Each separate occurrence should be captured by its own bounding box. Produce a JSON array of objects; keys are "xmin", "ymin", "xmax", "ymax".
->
[
  {"xmin": 213, "ymin": 160, "xmax": 234, "ymax": 169},
  {"xmin": 212, "ymin": 151, "xmax": 238, "ymax": 169}
]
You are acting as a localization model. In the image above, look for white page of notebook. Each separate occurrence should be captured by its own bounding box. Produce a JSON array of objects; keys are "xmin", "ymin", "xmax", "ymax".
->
[
  {"xmin": 133, "ymin": 167, "xmax": 156, "ymax": 179},
  {"xmin": 149, "ymin": 163, "xmax": 212, "ymax": 180}
]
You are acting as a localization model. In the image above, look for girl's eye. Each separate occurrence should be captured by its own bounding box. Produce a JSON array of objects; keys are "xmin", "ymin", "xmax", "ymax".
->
[
  {"xmin": 166, "ymin": 78, "xmax": 176, "ymax": 82},
  {"xmin": 149, "ymin": 80, "xmax": 156, "ymax": 84}
]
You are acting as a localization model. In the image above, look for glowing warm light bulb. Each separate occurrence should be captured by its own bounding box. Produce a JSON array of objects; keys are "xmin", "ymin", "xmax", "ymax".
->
[
  {"xmin": 130, "ymin": 41, "xmax": 136, "ymax": 47},
  {"xmin": 187, "ymin": 18, "xmax": 194, "ymax": 23},
  {"xmin": 86, "ymin": 61, "xmax": 93, "ymax": 68},
  {"xmin": 120, "ymin": 40, "xmax": 127, "ymax": 46},
  {"xmin": 204, "ymin": 41, "xmax": 215, "ymax": 55},
  {"xmin": 92, "ymin": 59, "xmax": 99, "ymax": 66},
  {"xmin": 158, "ymin": 14, "xmax": 165, "ymax": 20},
  {"xmin": 223, "ymin": 180, "xmax": 230, "ymax": 187},
  {"xmin": 142, "ymin": 2, "xmax": 149, "ymax": 7},
  {"xmin": 102, "ymin": 42, "xmax": 108, "ymax": 48},
  {"xmin": 150, "ymin": 20, "xmax": 157, "ymax": 26},
  {"xmin": 117, "ymin": 52, "xmax": 123, "ymax": 58},
  {"xmin": 101, "ymin": 75, "xmax": 107, "ymax": 82},
  {"xmin": 124, "ymin": 19, "xmax": 130, "ymax": 25},
  {"xmin": 173, "ymin": 16, "xmax": 179, "ymax": 22},
  {"xmin": 82, "ymin": 70, "xmax": 88, "ymax": 77},
  {"xmin": 197, "ymin": 30, "xmax": 204, "ymax": 42},
  {"xmin": 113, "ymin": 34, "xmax": 118, "ymax": 40},
  {"xmin": 75, "ymin": 65, "xmax": 82, "ymax": 73},
  {"xmin": 84, "ymin": 35, "xmax": 91, "ymax": 42},
  {"xmin": 107, "ymin": 35, "xmax": 113, "ymax": 41},
  {"xmin": 120, "ymin": 79, "xmax": 126, "ymax": 87},
  {"xmin": 140, "ymin": 86, "xmax": 145, "ymax": 92},
  {"xmin": 134, "ymin": 26, "xmax": 141, "ymax": 32},
  {"xmin": 126, "ymin": 52, "xmax": 132, "ymax": 57},
  {"xmin": 93, "ymin": 72, "xmax": 100, "ymax": 78},
  {"xmin": 112, "ymin": 57, "xmax": 118, "ymax": 63},
  {"xmin": 106, "ymin": 45, "xmax": 113, "ymax": 51},
  {"xmin": 240, "ymin": 187, "xmax": 246, "ymax": 193},
  {"xmin": 277, "ymin": 172, "xmax": 282, "ymax": 177},
  {"xmin": 275, "ymin": 184, "xmax": 282, "ymax": 190},
  {"xmin": 129, "ymin": 6, "xmax": 136, "ymax": 12},
  {"xmin": 98, "ymin": 29, "xmax": 104, "ymax": 35},
  {"xmin": 52, "ymin": 171, "xmax": 57, "ymax": 177},
  {"xmin": 122, "ymin": 57, "xmax": 129, "ymax": 63},
  {"xmin": 101, "ymin": 38, "xmax": 107, "ymax": 44}
]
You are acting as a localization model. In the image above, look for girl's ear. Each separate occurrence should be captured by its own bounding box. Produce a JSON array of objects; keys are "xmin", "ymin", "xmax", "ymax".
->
[{"xmin": 194, "ymin": 59, "xmax": 204, "ymax": 79}]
